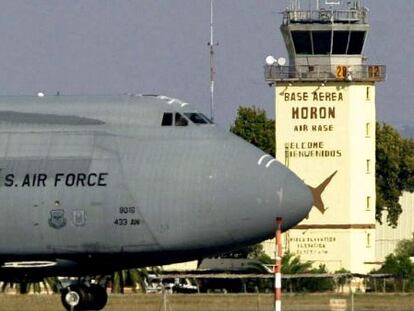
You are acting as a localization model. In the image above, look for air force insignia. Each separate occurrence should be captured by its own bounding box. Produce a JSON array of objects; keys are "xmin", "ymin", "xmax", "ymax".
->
[
  {"xmin": 72, "ymin": 210, "xmax": 86, "ymax": 227},
  {"xmin": 48, "ymin": 209, "xmax": 67, "ymax": 229}
]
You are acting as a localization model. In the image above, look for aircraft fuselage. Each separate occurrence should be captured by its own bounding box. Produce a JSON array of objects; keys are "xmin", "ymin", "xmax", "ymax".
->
[{"xmin": 0, "ymin": 95, "xmax": 312, "ymax": 279}]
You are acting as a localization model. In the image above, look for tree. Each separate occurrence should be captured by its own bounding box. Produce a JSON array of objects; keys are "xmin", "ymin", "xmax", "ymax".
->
[
  {"xmin": 376, "ymin": 123, "xmax": 414, "ymax": 227},
  {"xmin": 377, "ymin": 254, "xmax": 414, "ymax": 292},
  {"xmin": 281, "ymin": 251, "xmax": 313, "ymax": 275},
  {"xmin": 230, "ymin": 106, "xmax": 275, "ymax": 157},
  {"xmin": 281, "ymin": 252, "xmax": 334, "ymax": 292},
  {"xmin": 395, "ymin": 233, "xmax": 414, "ymax": 257},
  {"xmin": 370, "ymin": 237, "xmax": 414, "ymax": 292}
]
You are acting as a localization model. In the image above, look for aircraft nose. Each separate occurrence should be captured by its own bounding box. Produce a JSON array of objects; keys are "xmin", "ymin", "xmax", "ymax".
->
[
  {"xmin": 277, "ymin": 169, "xmax": 313, "ymax": 230},
  {"xmin": 256, "ymin": 155, "xmax": 313, "ymax": 231},
  {"xmin": 202, "ymin": 133, "xmax": 313, "ymax": 244},
  {"xmin": 216, "ymin": 138, "xmax": 313, "ymax": 242}
]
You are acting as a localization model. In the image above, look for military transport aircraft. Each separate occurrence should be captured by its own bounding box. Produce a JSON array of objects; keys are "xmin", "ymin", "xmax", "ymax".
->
[{"xmin": 0, "ymin": 94, "xmax": 312, "ymax": 310}]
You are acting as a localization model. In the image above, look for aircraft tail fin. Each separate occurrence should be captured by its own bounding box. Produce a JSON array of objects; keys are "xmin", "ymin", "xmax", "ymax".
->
[{"xmin": 307, "ymin": 171, "xmax": 337, "ymax": 214}]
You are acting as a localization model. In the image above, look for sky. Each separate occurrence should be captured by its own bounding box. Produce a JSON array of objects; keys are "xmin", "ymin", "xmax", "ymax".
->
[{"xmin": 0, "ymin": 0, "xmax": 411, "ymax": 130}]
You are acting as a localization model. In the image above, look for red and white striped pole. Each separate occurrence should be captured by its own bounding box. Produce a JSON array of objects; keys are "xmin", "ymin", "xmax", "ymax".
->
[{"xmin": 274, "ymin": 217, "xmax": 283, "ymax": 311}]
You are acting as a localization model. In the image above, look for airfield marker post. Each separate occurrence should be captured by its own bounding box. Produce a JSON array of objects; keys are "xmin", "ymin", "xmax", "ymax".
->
[{"xmin": 274, "ymin": 217, "xmax": 283, "ymax": 311}]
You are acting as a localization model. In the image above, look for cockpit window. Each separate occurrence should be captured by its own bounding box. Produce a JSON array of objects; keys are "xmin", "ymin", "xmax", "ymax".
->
[
  {"xmin": 161, "ymin": 113, "xmax": 173, "ymax": 126},
  {"xmin": 162, "ymin": 112, "xmax": 212, "ymax": 127},
  {"xmin": 184, "ymin": 113, "xmax": 213, "ymax": 124},
  {"xmin": 175, "ymin": 113, "xmax": 188, "ymax": 126}
]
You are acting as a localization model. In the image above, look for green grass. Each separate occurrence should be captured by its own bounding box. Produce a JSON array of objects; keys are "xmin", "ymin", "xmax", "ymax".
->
[{"xmin": 0, "ymin": 293, "xmax": 413, "ymax": 311}]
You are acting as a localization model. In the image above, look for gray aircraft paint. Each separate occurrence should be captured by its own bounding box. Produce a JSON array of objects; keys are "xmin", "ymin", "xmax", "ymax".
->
[{"xmin": 0, "ymin": 95, "xmax": 312, "ymax": 277}]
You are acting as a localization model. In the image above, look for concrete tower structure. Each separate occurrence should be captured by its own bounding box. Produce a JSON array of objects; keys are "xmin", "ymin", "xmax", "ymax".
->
[{"xmin": 264, "ymin": 0, "xmax": 385, "ymax": 273}]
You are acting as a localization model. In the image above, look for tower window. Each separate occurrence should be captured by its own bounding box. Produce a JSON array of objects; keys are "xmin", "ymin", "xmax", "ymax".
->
[
  {"xmin": 291, "ymin": 31, "xmax": 312, "ymax": 54},
  {"xmin": 312, "ymin": 31, "xmax": 331, "ymax": 55},
  {"xmin": 348, "ymin": 31, "xmax": 366, "ymax": 55},
  {"xmin": 366, "ymin": 159, "xmax": 371, "ymax": 174},
  {"xmin": 366, "ymin": 123, "xmax": 371, "ymax": 137},
  {"xmin": 332, "ymin": 31, "xmax": 349, "ymax": 54},
  {"xmin": 366, "ymin": 87, "xmax": 371, "ymax": 100},
  {"xmin": 366, "ymin": 196, "xmax": 371, "ymax": 211},
  {"xmin": 366, "ymin": 233, "xmax": 371, "ymax": 248},
  {"xmin": 291, "ymin": 30, "xmax": 366, "ymax": 55}
]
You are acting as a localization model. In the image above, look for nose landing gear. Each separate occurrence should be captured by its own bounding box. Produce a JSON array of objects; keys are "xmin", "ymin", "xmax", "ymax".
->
[{"xmin": 61, "ymin": 284, "xmax": 107, "ymax": 310}]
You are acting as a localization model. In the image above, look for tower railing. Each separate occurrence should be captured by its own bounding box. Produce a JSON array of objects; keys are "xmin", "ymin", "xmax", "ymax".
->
[
  {"xmin": 265, "ymin": 64, "xmax": 386, "ymax": 82},
  {"xmin": 283, "ymin": 8, "xmax": 368, "ymax": 24}
]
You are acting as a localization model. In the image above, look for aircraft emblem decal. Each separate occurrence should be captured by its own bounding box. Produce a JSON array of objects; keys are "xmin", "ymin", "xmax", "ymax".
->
[
  {"xmin": 72, "ymin": 210, "xmax": 86, "ymax": 227},
  {"xmin": 307, "ymin": 171, "xmax": 338, "ymax": 214},
  {"xmin": 48, "ymin": 209, "xmax": 67, "ymax": 229}
]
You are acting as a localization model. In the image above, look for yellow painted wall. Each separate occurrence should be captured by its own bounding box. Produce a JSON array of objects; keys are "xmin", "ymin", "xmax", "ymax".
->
[{"xmin": 267, "ymin": 82, "xmax": 377, "ymax": 273}]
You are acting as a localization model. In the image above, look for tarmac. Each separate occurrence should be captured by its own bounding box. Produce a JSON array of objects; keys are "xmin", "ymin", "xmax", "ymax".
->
[{"xmin": 1, "ymin": 293, "xmax": 414, "ymax": 311}]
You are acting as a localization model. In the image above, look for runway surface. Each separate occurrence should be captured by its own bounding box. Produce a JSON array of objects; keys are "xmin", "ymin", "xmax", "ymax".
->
[{"xmin": 0, "ymin": 293, "xmax": 413, "ymax": 311}]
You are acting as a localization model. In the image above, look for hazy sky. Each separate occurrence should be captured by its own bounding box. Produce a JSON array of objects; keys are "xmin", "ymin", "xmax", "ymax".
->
[{"xmin": 0, "ymin": 0, "xmax": 411, "ymax": 129}]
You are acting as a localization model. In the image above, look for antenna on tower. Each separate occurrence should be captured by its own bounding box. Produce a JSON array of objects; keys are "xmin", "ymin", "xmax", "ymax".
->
[{"xmin": 208, "ymin": 0, "xmax": 218, "ymax": 122}]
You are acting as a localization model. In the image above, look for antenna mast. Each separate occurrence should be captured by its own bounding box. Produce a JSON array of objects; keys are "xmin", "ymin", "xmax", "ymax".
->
[{"xmin": 208, "ymin": 0, "xmax": 217, "ymax": 121}]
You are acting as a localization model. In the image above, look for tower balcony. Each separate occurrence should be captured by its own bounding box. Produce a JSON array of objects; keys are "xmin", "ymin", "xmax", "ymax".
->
[
  {"xmin": 265, "ymin": 64, "xmax": 386, "ymax": 83},
  {"xmin": 283, "ymin": 8, "xmax": 368, "ymax": 25}
]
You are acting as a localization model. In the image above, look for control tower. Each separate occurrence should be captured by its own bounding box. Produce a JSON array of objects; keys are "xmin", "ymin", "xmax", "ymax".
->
[{"xmin": 264, "ymin": 0, "xmax": 385, "ymax": 273}]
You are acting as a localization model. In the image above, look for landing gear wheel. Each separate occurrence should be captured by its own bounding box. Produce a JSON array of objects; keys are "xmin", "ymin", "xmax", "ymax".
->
[
  {"xmin": 61, "ymin": 285, "xmax": 85, "ymax": 310},
  {"xmin": 65, "ymin": 290, "xmax": 81, "ymax": 307},
  {"xmin": 90, "ymin": 284, "xmax": 108, "ymax": 310},
  {"xmin": 60, "ymin": 284, "xmax": 108, "ymax": 311}
]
